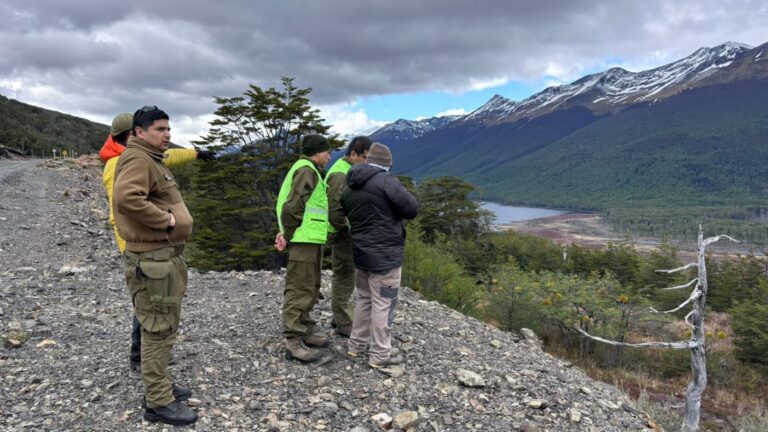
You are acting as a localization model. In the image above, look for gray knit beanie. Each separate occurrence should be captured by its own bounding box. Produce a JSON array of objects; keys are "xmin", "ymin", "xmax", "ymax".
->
[{"xmin": 367, "ymin": 142, "xmax": 392, "ymax": 168}]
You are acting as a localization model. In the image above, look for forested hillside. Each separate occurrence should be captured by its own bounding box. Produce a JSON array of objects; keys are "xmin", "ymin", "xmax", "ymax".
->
[{"xmin": 0, "ymin": 94, "xmax": 108, "ymax": 157}]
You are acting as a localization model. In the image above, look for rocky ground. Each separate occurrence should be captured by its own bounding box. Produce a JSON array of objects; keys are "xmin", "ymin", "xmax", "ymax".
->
[{"xmin": 0, "ymin": 159, "xmax": 658, "ymax": 431}]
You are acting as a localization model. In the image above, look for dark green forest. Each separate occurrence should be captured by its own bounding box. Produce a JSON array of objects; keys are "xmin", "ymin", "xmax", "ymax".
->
[{"xmin": 0, "ymin": 94, "xmax": 108, "ymax": 157}]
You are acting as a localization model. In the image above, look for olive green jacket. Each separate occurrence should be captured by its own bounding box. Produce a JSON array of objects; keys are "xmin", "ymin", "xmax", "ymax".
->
[
  {"xmin": 326, "ymin": 157, "xmax": 352, "ymax": 237},
  {"xmin": 281, "ymin": 156, "xmax": 326, "ymax": 243}
]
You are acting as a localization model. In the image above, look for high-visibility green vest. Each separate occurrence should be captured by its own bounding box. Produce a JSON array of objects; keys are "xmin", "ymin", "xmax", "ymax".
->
[
  {"xmin": 276, "ymin": 159, "xmax": 328, "ymax": 244},
  {"xmin": 325, "ymin": 157, "xmax": 352, "ymax": 233}
]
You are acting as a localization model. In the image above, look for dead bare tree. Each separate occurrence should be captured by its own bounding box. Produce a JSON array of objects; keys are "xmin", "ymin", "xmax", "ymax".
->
[{"xmin": 578, "ymin": 225, "xmax": 736, "ymax": 432}]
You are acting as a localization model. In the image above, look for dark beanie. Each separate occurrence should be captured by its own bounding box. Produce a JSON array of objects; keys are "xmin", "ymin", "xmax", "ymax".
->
[
  {"xmin": 301, "ymin": 134, "xmax": 331, "ymax": 156},
  {"xmin": 367, "ymin": 142, "xmax": 392, "ymax": 167}
]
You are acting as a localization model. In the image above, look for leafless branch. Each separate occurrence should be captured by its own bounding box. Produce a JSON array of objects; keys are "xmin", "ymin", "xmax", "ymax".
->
[
  {"xmin": 656, "ymin": 262, "xmax": 698, "ymax": 274},
  {"xmin": 702, "ymin": 235, "xmax": 739, "ymax": 247},
  {"xmin": 661, "ymin": 278, "xmax": 698, "ymax": 291},
  {"xmin": 577, "ymin": 329, "xmax": 696, "ymax": 349},
  {"xmin": 650, "ymin": 290, "xmax": 701, "ymax": 314}
]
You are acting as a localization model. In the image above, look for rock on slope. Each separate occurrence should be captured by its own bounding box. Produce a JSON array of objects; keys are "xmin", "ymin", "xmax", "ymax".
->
[{"xmin": 0, "ymin": 159, "xmax": 655, "ymax": 431}]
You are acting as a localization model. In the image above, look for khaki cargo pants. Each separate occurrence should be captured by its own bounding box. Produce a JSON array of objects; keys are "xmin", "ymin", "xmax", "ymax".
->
[
  {"xmin": 348, "ymin": 267, "xmax": 401, "ymax": 363},
  {"xmin": 282, "ymin": 243, "xmax": 322, "ymax": 338},
  {"xmin": 123, "ymin": 245, "xmax": 187, "ymax": 408},
  {"xmin": 330, "ymin": 233, "xmax": 355, "ymax": 327}
]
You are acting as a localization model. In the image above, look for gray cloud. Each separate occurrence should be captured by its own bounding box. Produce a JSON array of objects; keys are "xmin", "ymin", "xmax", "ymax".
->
[{"xmin": 1, "ymin": 0, "xmax": 766, "ymax": 136}]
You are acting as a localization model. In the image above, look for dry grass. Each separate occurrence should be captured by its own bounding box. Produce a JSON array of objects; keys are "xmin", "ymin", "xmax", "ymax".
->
[
  {"xmin": 542, "ymin": 316, "xmax": 768, "ymax": 432},
  {"xmin": 577, "ymin": 360, "xmax": 767, "ymax": 431},
  {"xmin": 660, "ymin": 312, "xmax": 734, "ymax": 352}
]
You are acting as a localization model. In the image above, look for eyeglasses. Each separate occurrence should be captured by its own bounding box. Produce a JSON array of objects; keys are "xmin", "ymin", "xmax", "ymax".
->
[
  {"xmin": 134, "ymin": 105, "xmax": 158, "ymax": 118},
  {"xmin": 133, "ymin": 105, "xmax": 161, "ymax": 124},
  {"xmin": 132, "ymin": 105, "xmax": 165, "ymax": 132}
]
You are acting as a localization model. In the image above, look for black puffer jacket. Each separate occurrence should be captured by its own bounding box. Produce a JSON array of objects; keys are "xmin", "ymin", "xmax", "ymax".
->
[{"xmin": 342, "ymin": 164, "xmax": 419, "ymax": 272}]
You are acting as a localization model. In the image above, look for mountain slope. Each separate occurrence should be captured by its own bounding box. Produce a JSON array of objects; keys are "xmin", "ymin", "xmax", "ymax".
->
[
  {"xmin": 479, "ymin": 79, "xmax": 768, "ymax": 209},
  {"xmin": 0, "ymin": 94, "xmax": 108, "ymax": 157},
  {"xmin": 393, "ymin": 106, "xmax": 603, "ymax": 178},
  {"xmin": 385, "ymin": 41, "xmax": 768, "ymax": 215}
]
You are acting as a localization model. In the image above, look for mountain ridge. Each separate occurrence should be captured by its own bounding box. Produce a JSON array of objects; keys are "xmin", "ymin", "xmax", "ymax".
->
[
  {"xmin": 365, "ymin": 40, "xmax": 768, "ymax": 226},
  {"xmin": 366, "ymin": 41, "xmax": 766, "ymax": 141}
]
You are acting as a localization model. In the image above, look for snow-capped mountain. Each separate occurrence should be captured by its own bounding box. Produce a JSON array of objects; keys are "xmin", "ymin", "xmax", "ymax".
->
[
  {"xmin": 334, "ymin": 125, "xmax": 382, "ymax": 145},
  {"xmin": 465, "ymin": 42, "xmax": 765, "ymax": 124},
  {"xmin": 370, "ymin": 115, "xmax": 461, "ymax": 143}
]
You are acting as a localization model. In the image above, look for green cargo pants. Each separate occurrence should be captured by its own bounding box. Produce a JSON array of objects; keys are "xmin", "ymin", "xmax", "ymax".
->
[
  {"xmin": 330, "ymin": 233, "xmax": 355, "ymax": 327},
  {"xmin": 123, "ymin": 245, "xmax": 187, "ymax": 408},
  {"xmin": 283, "ymin": 243, "xmax": 322, "ymax": 338}
]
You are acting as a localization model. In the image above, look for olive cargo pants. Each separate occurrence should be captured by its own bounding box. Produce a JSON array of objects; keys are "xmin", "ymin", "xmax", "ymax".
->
[
  {"xmin": 282, "ymin": 243, "xmax": 322, "ymax": 338},
  {"xmin": 348, "ymin": 267, "xmax": 401, "ymax": 363},
  {"xmin": 330, "ymin": 233, "xmax": 355, "ymax": 327},
  {"xmin": 123, "ymin": 246, "xmax": 187, "ymax": 408}
]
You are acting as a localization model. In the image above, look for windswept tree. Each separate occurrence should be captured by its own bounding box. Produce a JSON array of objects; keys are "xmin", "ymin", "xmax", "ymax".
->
[
  {"xmin": 187, "ymin": 77, "xmax": 340, "ymax": 270},
  {"xmin": 417, "ymin": 176, "xmax": 492, "ymax": 244},
  {"xmin": 578, "ymin": 225, "xmax": 737, "ymax": 432}
]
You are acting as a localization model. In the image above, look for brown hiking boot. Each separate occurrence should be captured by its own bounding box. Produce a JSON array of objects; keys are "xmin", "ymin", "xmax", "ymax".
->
[
  {"xmin": 369, "ymin": 353, "xmax": 404, "ymax": 369},
  {"xmin": 302, "ymin": 334, "xmax": 330, "ymax": 348},
  {"xmin": 285, "ymin": 338, "xmax": 322, "ymax": 362}
]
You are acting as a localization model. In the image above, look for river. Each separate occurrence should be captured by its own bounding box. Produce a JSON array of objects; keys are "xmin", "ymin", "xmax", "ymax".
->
[{"xmin": 479, "ymin": 201, "xmax": 568, "ymax": 224}]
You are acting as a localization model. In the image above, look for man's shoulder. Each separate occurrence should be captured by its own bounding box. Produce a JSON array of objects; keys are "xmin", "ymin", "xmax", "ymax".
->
[
  {"xmin": 116, "ymin": 148, "xmax": 159, "ymax": 178},
  {"xmin": 294, "ymin": 164, "xmax": 318, "ymax": 176},
  {"xmin": 291, "ymin": 165, "xmax": 320, "ymax": 186},
  {"xmin": 120, "ymin": 147, "xmax": 152, "ymax": 162},
  {"xmin": 327, "ymin": 170, "xmax": 347, "ymax": 181}
]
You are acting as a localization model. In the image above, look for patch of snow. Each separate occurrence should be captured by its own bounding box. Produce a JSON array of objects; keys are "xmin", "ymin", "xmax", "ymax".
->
[
  {"xmin": 476, "ymin": 43, "xmax": 750, "ymax": 120},
  {"xmin": 370, "ymin": 115, "xmax": 461, "ymax": 142}
]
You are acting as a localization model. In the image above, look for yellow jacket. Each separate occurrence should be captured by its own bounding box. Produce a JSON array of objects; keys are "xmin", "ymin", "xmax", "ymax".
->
[{"xmin": 103, "ymin": 147, "xmax": 197, "ymax": 252}]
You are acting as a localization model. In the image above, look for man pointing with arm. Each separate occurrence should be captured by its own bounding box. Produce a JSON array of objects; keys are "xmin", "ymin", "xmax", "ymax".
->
[{"xmin": 113, "ymin": 106, "xmax": 197, "ymax": 426}]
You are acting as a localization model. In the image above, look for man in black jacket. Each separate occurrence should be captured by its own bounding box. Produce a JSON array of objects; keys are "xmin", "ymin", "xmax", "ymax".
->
[{"xmin": 341, "ymin": 143, "xmax": 419, "ymax": 368}]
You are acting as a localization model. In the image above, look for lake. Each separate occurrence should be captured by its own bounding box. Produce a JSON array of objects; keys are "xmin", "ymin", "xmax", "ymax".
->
[{"xmin": 479, "ymin": 201, "xmax": 568, "ymax": 224}]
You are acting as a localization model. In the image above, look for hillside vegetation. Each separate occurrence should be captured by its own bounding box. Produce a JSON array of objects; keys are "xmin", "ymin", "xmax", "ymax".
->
[
  {"xmin": 0, "ymin": 94, "xmax": 108, "ymax": 157},
  {"xmin": 397, "ymin": 176, "xmax": 768, "ymax": 432}
]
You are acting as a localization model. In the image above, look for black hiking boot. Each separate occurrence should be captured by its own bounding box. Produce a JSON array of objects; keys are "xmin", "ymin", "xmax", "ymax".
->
[
  {"xmin": 143, "ymin": 400, "xmax": 197, "ymax": 426},
  {"xmin": 141, "ymin": 384, "xmax": 192, "ymax": 408}
]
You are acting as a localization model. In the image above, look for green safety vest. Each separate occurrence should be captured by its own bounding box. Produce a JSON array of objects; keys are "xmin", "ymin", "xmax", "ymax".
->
[
  {"xmin": 276, "ymin": 159, "xmax": 328, "ymax": 244},
  {"xmin": 324, "ymin": 157, "xmax": 352, "ymax": 233}
]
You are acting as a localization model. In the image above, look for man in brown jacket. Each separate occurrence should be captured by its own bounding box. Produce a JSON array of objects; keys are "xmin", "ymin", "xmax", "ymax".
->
[{"xmin": 113, "ymin": 106, "xmax": 197, "ymax": 426}]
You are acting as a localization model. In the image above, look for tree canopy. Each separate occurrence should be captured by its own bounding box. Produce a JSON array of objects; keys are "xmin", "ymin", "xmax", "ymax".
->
[{"xmin": 183, "ymin": 77, "xmax": 341, "ymax": 270}]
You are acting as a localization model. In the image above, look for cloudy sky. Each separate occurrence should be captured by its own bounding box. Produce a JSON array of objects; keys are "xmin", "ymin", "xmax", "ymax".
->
[{"xmin": 2, "ymin": 0, "xmax": 766, "ymax": 143}]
